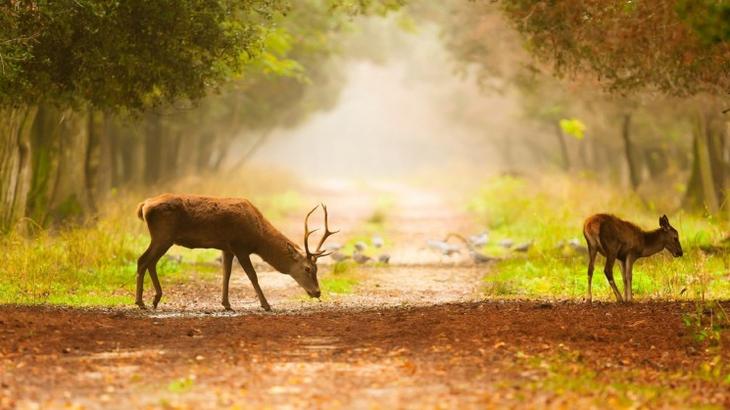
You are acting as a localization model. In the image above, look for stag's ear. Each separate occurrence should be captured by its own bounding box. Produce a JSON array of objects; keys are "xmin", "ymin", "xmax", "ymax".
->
[
  {"xmin": 659, "ymin": 215, "xmax": 670, "ymax": 229},
  {"xmin": 286, "ymin": 243, "xmax": 301, "ymax": 260}
]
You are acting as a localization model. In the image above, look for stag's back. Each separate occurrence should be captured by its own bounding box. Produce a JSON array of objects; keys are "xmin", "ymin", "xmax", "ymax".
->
[{"xmin": 138, "ymin": 194, "xmax": 268, "ymax": 249}]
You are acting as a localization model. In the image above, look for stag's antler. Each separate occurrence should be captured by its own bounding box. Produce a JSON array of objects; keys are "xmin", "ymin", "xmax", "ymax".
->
[{"xmin": 304, "ymin": 203, "xmax": 339, "ymax": 261}]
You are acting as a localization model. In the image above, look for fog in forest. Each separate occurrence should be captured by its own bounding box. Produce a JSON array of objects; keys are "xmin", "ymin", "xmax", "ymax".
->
[{"xmin": 246, "ymin": 20, "xmax": 533, "ymax": 179}]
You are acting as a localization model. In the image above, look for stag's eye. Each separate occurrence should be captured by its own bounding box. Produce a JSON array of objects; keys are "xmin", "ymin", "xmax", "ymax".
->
[{"xmin": 304, "ymin": 266, "xmax": 312, "ymax": 273}]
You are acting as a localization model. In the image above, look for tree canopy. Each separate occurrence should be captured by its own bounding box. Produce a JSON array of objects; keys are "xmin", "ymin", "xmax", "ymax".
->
[{"xmin": 498, "ymin": 0, "xmax": 730, "ymax": 96}]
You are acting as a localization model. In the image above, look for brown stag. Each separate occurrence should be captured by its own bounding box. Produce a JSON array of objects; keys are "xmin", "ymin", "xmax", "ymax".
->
[
  {"xmin": 583, "ymin": 214, "xmax": 683, "ymax": 302},
  {"xmin": 135, "ymin": 194, "xmax": 338, "ymax": 311}
]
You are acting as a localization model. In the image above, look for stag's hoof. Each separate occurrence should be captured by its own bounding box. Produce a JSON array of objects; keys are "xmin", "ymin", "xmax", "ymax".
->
[
  {"xmin": 261, "ymin": 304, "xmax": 272, "ymax": 312},
  {"xmin": 222, "ymin": 303, "xmax": 233, "ymax": 311},
  {"xmin": 153, "ymin": 294, "xmax": 162, "ymax": 309},
  {"xmin": 136, "ymin": 301, "xmax": 147, "ymax": 310}
]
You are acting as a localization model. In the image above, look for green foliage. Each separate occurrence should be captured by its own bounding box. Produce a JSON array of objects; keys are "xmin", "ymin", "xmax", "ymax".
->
[
  {"xmin": 0, "ymin": 0, "xmax": 286, "ymax": 111},
  {"xmin": 677, "ymin": 0, "xmax": 730, "ymax": 44},
  {"xmin": 498, "ymin": 0, "xmax": 730, "ymax": 96},
  {"xmin": 469, "ymin": 175, "xmax": 730, "ymax": 301},
  {"xmin": 559, "ymin": 118, "xmax": 586, "ymax": 140}
]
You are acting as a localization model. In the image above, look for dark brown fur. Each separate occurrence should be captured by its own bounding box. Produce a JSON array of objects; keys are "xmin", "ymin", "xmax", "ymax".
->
[
  {"xmin": 583, "ymin": 213, "xmax": 683, "ymax": 302},
  {"xmin": 135, "ymin": 194, "xmax": 325, "ymax": 311}
]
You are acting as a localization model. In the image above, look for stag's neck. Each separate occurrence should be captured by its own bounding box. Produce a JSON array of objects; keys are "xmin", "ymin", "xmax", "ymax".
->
[
  {"xmin": 253, "ymin": 227, "xmax": 297, "ymax": 273},
  {"xmin": 641, "ymin": 229, "xmax": 666, "ymax": 258}
]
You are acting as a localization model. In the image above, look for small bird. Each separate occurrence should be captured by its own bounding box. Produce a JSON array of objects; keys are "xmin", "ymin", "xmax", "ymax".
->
[
  {"xmin": 323, "ymin": 243, "xmax": 343, "ymax": 252},
  {"xmin": 469, "ymin": 250, "xmax": 495, "ymax": 264},
  {"xmin": 330, "ymin": 251, "xmax": 351, "ymax": 262},
  {"xmin": 498, "ymin": 239, "xmax": 514, "ymax": 249},
  {"xmin": 378, "ymin": 254, "xmax": 390, "ymax": 264},
  {"xmin": 353, "ymin": 252, "xmax": 371, "ymax": 264},
  {"xmin": 165, "ymin": 254, "xmax": 183, "ymax": 263},
  {"xmin": 354, "ymin": 241, "xmax": 368, "ymax": 252},
  {"xmin": 568, "ymin": 238, "xmax": 588, "ymax": 253},
  {"xmin": 372, "ymin": 236, "xmax": 384, "ymax": 248},
  {"xmin": 513, "ymin": 241, "xmax": 533, "ymax": 253},
  {"xmin": 426, "ymin": 239, "xmax": 460, "ymax": 256},
  {"xmin": 469, "ymin": 231, "xmax": 489, "ymax": 247}
]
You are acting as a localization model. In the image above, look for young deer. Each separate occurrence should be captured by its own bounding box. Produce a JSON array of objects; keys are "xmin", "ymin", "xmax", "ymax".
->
[
  {"xmin": 135, "ymin": 194, "xmax": 338, "ymax": 311},
  {"xmin": 583, "ymin": 214, "xmax": 683, "ymax": 303}
]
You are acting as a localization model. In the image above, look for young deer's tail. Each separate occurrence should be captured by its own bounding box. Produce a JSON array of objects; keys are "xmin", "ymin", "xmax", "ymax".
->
[{"xmin": 136, "ymin": 201, "xmax": 145, "ymax": 221}]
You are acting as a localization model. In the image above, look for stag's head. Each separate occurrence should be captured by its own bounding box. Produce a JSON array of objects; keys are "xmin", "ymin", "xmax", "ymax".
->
[
  {"xmin": 659, "ymin": 215, "xmax": 683, "ymax": 257},
  {"xmin": 286, "ymin": 204, "xmax": 338, "ymax": 298}
]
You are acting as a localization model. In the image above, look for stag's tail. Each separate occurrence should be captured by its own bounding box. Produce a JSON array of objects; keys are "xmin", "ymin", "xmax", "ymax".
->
[{"xmin": 136, "ymin": 201, "xmax": 146, "ymax": 221}]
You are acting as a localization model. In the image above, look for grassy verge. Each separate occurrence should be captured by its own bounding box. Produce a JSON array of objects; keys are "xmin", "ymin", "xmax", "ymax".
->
[
  {"xmin": 469, "ymin": 175, "xmax": 730, "ymax": 301},
  {"xmin": 0, "ymin": 169, "xmax": 301, "ymax": 306}
]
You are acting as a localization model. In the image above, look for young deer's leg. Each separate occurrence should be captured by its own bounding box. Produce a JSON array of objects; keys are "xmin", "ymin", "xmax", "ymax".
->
[
  {"xmin": 221, "ymin": 251, "xmax": 234, "ymax": 311},
  {"xmin": 618, "ymin": 259, "xmax": 628, "ymax": 301},
  {"xmin": 587, "ymin": 245, "xmax": 598, "ymax": 303},
  {"xmin": 135, "ymin": 246, "xmax": 153, "ymax": 309},
  {"xmin": 603, "ymin": 254, "xmax": 624, "ymax": 302},
  {"xmin": 146, "ymin": 243, "xmax": 172, "ymax": 309},
  {"xmin": 236, "ymin": 253, "xmax": 272, "ymax": 311},
  {"xmin": 625, "ymin": 256, "xmax": 636, "ymax": 302}
]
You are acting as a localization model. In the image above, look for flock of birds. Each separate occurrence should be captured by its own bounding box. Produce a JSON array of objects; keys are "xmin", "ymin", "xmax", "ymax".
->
[{"xmin": 171, "ymin": 231, "xmax": 588, "ymax": 267}]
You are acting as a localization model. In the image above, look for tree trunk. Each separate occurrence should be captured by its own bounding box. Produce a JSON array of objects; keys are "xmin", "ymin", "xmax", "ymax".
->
[
  {"xmin": 554, "ymin": 122, "xmax": 570, "ymax": 171},
  {"xmin": 621, "ymin": 113, "xmax": 641, "ymax": 190},
  {"xmin": 27, "ymin": 105, "xmax": 63, "ymax": 225},
  {"xmin": 693, "ymin": 110, "xmax": 720, "ymax": 214},
  {"xmin": 47, "ymin": 110, "xmax": 92, "ymax": 223},
  {"xmin": 0, "ymin": 106, "xmax": 39, "ymax": 232}
]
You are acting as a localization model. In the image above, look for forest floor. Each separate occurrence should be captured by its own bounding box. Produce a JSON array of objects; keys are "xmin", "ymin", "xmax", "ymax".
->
[{"xmin": 1, "ymin": 181, "xmax": 729, "ymax": 409}]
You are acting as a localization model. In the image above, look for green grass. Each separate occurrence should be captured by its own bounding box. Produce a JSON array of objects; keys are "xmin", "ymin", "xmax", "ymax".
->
[
  {"xmin": 320, "ymin": 261, "xmax": 360, "ymax": 296},
  {"xmin": 469, "ymin": 175, "xmax": 730, "ymax": 301},
  {"xmin": 515, "ymin": 350, "xmax": 723, "ymax": 408}
]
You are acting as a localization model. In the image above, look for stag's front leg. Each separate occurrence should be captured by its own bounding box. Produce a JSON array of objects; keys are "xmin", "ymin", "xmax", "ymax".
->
[
  {"xmin": 237, "ymin": 253, "xmax": 272, "ymax": 311},
  {"xmin": 221, "ymin": 251, "xmax": 234, "ymax": 311}
]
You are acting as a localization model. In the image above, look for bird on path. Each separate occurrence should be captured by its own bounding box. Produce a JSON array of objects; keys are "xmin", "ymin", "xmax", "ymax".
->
[
  {"xmin": 444, "ymin": 233, "xmax": 495, "ymax": 264},
  {"xmin": 378, "ymin": 254, "xmax": 390, "ymax": 264},
  {"xmin": 354, "ymin": 241, "xmax": 368, "ymax": 252},
  {"xmin": 568, "ymin": 238, "xmax": 588, "ymax": 253},
  {"xmin": 513, "ymin": 241, "xmax": 534, "ymax": 253},
  {"xmin": 426, "ymin": 239, "xmax": 460, "ymax": 256},
  {"xmin": 372, "ymin": 236, "xmax": 384, "ymax": 248},
  {"xmin": 330, "ymin": 251, "xmax": 351, "ymax": 262},
  {"xmin": 469, "ymin": 231, "xmax": 489, "ymax": 247},
  {"xmin": 353, "ymin": 252, "xmax": 371, "ymax": 264},
  {"xmin": 498, "ymin": 239, "xmax": 514, "ymax": 249}
]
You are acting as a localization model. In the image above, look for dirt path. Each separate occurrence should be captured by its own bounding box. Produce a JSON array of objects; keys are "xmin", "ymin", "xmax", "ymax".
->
[
  {"xmin": 1, "ymin": 181, "xmax": 728, "ymax": 409},
  {"xmin": 154, "ymin": 179, "xmax": 484, "ymax": 313}
]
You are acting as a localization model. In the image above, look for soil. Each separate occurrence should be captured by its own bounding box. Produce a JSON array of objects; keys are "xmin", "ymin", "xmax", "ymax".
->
[{"xmin": 1, "ymin": 181, "xmax": 728, "ymax": 409}]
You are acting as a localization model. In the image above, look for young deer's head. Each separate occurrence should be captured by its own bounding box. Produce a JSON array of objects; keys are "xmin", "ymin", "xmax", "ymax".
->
[
  {"xmin": 659, "ymin": 215, "xmax": 683, "ymax": 257},
  {"xmin": 285, "ymin": 204, "xmax": 338, "ymax": 298}
]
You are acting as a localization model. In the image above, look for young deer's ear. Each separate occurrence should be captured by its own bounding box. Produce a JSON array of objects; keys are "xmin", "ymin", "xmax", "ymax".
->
[
  {"xmin": 286, "ymin": 243, "xmax": 301, "ymax": 260},
  {"xmin": 659, "ymin": 215, "xmax": 670, "ymax": 229}
]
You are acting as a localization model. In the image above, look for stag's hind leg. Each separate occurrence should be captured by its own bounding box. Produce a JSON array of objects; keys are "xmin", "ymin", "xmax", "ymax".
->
[
  {"xmin": 135, "ymin": 241, "xmax": 171, "ymax": 309},
  {"xmin": 221, "ymin": 251, "xmax": 234, "ymax": 311}
]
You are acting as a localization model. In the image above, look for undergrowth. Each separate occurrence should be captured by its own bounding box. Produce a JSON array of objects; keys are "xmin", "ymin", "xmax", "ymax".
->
[{"xmin": 469, "ymin": 175, "xmax": 730, "ymax": 301}]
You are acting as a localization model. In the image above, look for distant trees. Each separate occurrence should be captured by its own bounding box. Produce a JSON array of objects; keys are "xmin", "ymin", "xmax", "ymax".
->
[
  {"xmin": 426, "ymin": 0, "xmax": 728, "ymax": 213},
  {"xmin": 496, "ymin": 0, "xmax": 729, "ymax": 213},
  {"xmin": 0, "ymin": 0, "xmax": 403, "ymax": 230}
]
